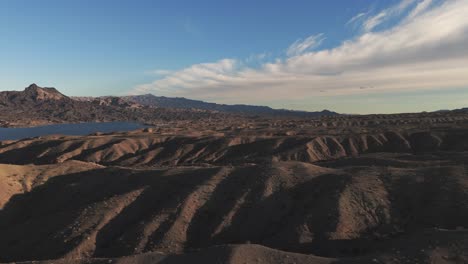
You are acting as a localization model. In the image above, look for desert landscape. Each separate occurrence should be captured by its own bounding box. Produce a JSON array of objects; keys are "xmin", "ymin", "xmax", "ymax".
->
[
  {"xmin": 3, "ymin": 0, "xmax": 468, "ymax": 263},
  {"xmin": 0, "ymin": 85, "xmax": 467, "ymax": 263}
]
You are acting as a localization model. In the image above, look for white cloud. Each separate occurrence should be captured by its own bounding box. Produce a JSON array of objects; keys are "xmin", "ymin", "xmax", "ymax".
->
[
  {"xmin": 361, "ymin": 0, "xmax": 419, "ymax": 31},
  {"xmin": 133, "ymin": 0, "xmax": 468, "ymax": 108},
  {"xmin": 407, "ymin": 0, "xmax": 434, "ymax": 20},
  {"xmin": 244, "ymin": 52, "xmax": 270, "ymax": 64},
  {"xmin": 134, "ymin": 59, "xmax": 239, "ymax": 94},
  {"xmin": 286, "ymin": 34, "xmax": 325, "ymax": 57},
  {"xmin": 346, "ymin": 12, "xmax": 367, "ymax": 26},
  {"xmin": 363, "ymin": 12, "xmax": 387, "ymax": 32}
]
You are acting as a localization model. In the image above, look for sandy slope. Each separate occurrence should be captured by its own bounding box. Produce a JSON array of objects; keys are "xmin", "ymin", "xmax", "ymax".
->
[
  {"xmin": 0, "ymin": 129, "xmax": 467, "ymax": 167},
  {"xmin": 0, "ymin": 160, "xmax": 103, "ymax": 208},
  {"xmin": 15, "ymin": 244, "xmax": 337, "ymax": 264},
  {"xmin": 1, "ymin": 157, "xmax": 467, "ymax": 263},
  {"xmin": 1, "ymin": 116, "xmax": 468, "ymax": 264}
]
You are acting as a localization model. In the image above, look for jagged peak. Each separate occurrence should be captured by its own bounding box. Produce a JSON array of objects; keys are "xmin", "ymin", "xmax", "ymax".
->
[
  {"xmin": 23, "ymin": 83, "xmax": 68, "ymax": 101},
  {"xmin": 26, "ymin": 83, "xmax": 40, "ymax": 90}
]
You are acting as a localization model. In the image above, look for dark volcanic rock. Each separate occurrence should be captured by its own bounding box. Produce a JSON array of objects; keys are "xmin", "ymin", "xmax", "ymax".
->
[{"xmin": 0, "ymin": 84, "xmax": 232, "ymax": 127}]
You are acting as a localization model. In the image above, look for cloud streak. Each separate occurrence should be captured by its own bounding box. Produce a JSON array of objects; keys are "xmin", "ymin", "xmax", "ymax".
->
[
  {"xmin": 361, "ymin": 0, "xmax": 420, "ymax": 31},
  {"xmin": 346, "ymin": 12, "xmax": 367, "ymax": 25},
  {"xmin": 406, "ymin": 0, "xmax": 434, "ymax": 20},
  {"xmin": 133, "ymin": 0, "xmax": 468, "ymax": 110},
  {"xmin": 286, "ymin": 34, "xmax": 325, "ymax": 57}
]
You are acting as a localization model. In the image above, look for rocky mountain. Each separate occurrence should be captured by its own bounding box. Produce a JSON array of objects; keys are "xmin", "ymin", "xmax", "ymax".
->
[
  {"xmin": 0, "ymin": 84, "xmax": 231, "ymax": 127},
  {"xmin": 0, "ymin": 84, "xmax": 69, "ymax": 106},
  {"xmin": 122, "ymin": 94, "xmax": 338, "ymax": 117},
  {"xmin": 73, "ymin": 96, "xmax": 141, "ymax": 108}
]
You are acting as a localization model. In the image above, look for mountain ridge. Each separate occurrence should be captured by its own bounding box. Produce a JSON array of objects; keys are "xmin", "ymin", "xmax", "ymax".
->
[
  {"xmin": 0, "ymin": 84, "xmax": 233, "ymax": 127},
  {"xmin": 124, "ymin": 94, "xmax": 339, "ymax": 117},
  {"xmin": 74, "ymin": 93, "xmax": 338, "ymax": 117}
]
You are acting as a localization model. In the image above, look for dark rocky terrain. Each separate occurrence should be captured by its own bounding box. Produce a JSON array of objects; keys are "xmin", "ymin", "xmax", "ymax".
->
[
  {"xmin": 120, "ymin": 94, "xmax": 338, "ymax": 117},
  {"xmin": 0, "ymin": 84, "xmax": 233, "ymax": 128},
  {"xmin": 1, "ymin": 106, "xmax": 468, "ymax": 263}
]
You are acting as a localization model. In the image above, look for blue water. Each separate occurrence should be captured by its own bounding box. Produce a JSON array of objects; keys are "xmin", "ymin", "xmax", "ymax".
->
[{"xmin": 0, "ymin": 122, "xmax": 148, "ymax": 141}]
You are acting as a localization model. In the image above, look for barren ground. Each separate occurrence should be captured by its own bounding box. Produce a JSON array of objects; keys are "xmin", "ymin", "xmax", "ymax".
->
[{"xmin": 1, "ymin": 113, "xmax": 468, "ymax": 263}]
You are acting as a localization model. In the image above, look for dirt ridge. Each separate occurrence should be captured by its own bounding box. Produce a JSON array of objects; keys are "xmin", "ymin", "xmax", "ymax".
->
[{"xmin": 0, "ymin": 130, "xmax": 466, "ymax": 167}]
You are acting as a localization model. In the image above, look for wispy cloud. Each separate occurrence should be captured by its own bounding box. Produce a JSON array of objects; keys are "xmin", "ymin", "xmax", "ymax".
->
[
  {"xmin": 406, "ymin": 0, "xmax": 434, "ymax": 20},
  {"xmin": 133, "ymin": 0, "xmax": 468, "ymax": 108},
  {"xmin": 148, "ymin": 69, "xmax": 173, "ymax": 76},
  {"xmin": 286, "ymin": 34, "xmax": 325, "ymax": 57},
  {"xmin": 363, "ymin": 11, "xmax": 387, "ymax": 31},
  {"xmin": 135, "ymin": 59, "xmax": 238, "ymax": 95},
  {"xmin": 361, "ymin": 0, "xmax": 420, "ymax": 31},
  {"xmin": 244, "ymin": 52, "xmax": 270, "ymax": 64},
  {"xmin": 346, "ymin": 12, "xmax": 367, "ymax": 26}
]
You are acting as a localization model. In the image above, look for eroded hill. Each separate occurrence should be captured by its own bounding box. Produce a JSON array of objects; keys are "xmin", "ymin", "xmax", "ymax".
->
[
  {"xmin": 1, "ymin": 156, "xmax": 467, "ymax": 263},
  {"xmin": 1, "ymin": 127, "xmax": 467, "ymax": 167},
  {"xmin": 0, "ymin": 113, "xmax": 468, "ymax": 263}
]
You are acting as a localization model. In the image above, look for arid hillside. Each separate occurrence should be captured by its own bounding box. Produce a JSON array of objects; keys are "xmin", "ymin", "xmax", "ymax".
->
[
  {"xmin": 1, "ymin": 113, "xmax": 468, "ymax": 263},
  {"xmin": 1, "ymin": 127, "xmax": 468, "ymax": 166},
  {"xmin": 1, "ymin": 157, "xmax": 467, "ymax": 263}
]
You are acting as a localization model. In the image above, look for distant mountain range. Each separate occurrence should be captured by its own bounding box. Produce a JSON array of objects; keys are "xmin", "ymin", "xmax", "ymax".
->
[
  {"xmin": 75, "ymin": 93, "xmax": 338, "ymax": 117},
  {"xmin": 0, "ymin": 84, "xmax": 339, "ymax": 127},
  {"xmin": 433, "ymin": 108, "xmax": 468, "ymax": 113},
  {"xmin": 0, "ymin": 84, "xmax": 231, "ymax": 127}
]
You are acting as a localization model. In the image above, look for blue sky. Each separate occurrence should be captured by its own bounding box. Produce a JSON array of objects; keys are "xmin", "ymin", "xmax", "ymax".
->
[{"xmin": 1, "ymin": 0, "xmax": 468, "ymax": 113}]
